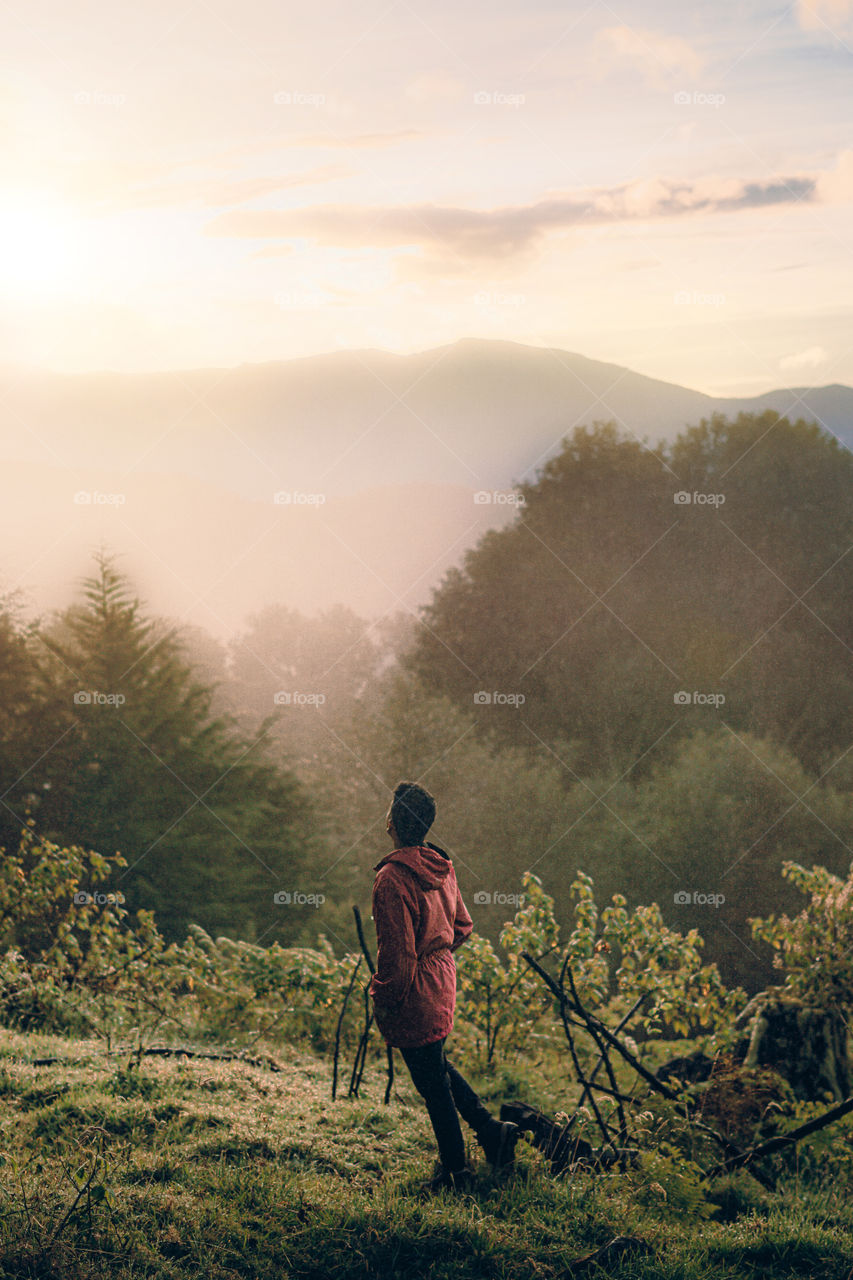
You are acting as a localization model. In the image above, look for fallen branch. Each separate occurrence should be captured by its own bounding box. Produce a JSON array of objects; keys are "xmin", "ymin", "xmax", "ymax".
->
[
  {"xmin": 29, "ymin": 1046, "xmax": 284, "ymax": 1071},
  {"xmin": 522, "ymin": 952, "xmax": 679, "ymax": 1102},
  {"xmin": 578, "ymin": 991, "xmax": 647, "ymax": 1111},
  {"xmin": 708, "ymin": 1092, "xmax": 853, "ymax": 1178},
  {"xmin": 126, "ymin": 1046, "xmax": 284, "ymax": 1072},
  {"xmin": 565, "ymin": 965, "xmax": 628, "ymax": 1145},
  {"xmin": 521, "ymin": 951, "xmax": 776, "ymax": 1191},
  {"xmin": 554, "ymin": 954, "xmax": 612, "ymax": 1145}
]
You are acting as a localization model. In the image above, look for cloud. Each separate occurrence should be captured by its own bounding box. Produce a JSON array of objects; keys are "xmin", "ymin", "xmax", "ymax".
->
[
  {"xmin": 796, "ymin": 0, "xmax": 853, "ymax": 31},
  {"xmin": 203, "ymin": 170, "xmax": 817, "ymax": 264},
  {"xmin": 779, "ymin": 346, "xmax": 829, "ymax": 370},
  {"xmin": 815, "ymin": 148, "xmax": 853, "ymax": 201},
  {"xmin": 591, "ymin": 25, "xmax": 703, "ymax": 85}
]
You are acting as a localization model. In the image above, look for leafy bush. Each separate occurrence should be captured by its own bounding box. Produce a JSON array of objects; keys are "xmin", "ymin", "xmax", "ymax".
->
[
  {"xmin": 0, "ymin": 820, "xmax": 168, "ymax": 1037},
  {"xmin": 455, "ymin": 873, "xmax": 559, "ymax": 1065},
  {"xmin": 172, "ymin": 926, "xmax": 363, "ymax": 1049},
  {"xmin": 0, "ymin": 821, "xmax": 364, "ymax": 1052},
  {"xmin": 455, "ymin": 869, "xmax": 745, "ymax": 1071},
  {"xmin": 750, "ymin": 860, "xmax": 853, "ymax": 1014}
]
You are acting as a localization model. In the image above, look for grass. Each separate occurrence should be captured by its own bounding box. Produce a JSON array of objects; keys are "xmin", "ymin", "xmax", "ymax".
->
[{"xmin": 0, "ymin": 1027, "xmax": 851, "ymax": 1279}]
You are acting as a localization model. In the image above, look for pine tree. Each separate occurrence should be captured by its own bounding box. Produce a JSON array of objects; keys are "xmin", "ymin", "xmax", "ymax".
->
[{"xmin": 29, "ymin": 550, "xmax": 315, "ymax": 943}]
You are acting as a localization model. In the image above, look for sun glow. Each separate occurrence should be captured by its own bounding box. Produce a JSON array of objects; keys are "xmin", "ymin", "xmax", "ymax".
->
[{"xmin": 0, "ymin": 191, "xmax": 93, "ymax": 302}]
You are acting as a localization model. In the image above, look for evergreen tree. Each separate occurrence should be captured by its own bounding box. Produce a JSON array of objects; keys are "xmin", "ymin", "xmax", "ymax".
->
[{"xmin": 29, "ymin": 551, "xmax": 316, "ymax": 943}]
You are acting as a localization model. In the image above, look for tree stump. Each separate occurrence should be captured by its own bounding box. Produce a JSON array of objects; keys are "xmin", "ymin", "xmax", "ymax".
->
[{"xmin": 732, "ymin": 989, "xmax": 849, "ymax": 1102}]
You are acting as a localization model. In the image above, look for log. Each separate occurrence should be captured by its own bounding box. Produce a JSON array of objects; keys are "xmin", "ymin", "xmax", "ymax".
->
[{"xmin": 499, "ymin": 1100, "xmax": 639, "ymax": 1176}]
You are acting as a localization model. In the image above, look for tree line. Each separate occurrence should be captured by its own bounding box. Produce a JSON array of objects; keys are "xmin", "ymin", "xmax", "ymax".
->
[{"xmin": 0, "ymin": 409, "xmax": 850, "ymax": 991}]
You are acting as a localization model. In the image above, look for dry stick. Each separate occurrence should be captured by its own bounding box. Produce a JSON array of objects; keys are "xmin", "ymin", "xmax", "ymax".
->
[
  {"xmin": 578, "ymin": 991, "xmax": 648, "ymax": 1109},
  {"xmin": 332, "ymin": 955, "xmax": 363, "ymax": 1102},
  {"xmin": 122, "ymin": 1046, "xmax": 284, "ymax": 1072},
  {"xmin": 350, "ymin": 906, "xmax": 394, "ymax": 1105},
  {"xmin": 552, "ymin": 954, "xmax": 612, "ymax": 1145},
  {"xmin": 522, "ymin": 953, "xmax": 680, "ymax": 1101},
  {"xmin": 565, "ymin": 965, "xmax": 629, "ymax": 1145},
  {"xmin": 28, "ymin": 1046, "xmax": 284, "ymax": 1071},
  {"xmin": 578, "ymin": 1079, "xmax": 645, "ymax": 1106},
  {"xmin": 353, "ymin": 905, "xmax": 376, "ymax": 971},
  {"xmin": 708, "ymin": 1093, "xmax": 853, "ymax": 1178},
  {"xmin": 29, "ymin": 1049, "xmax": 279, "ymax": 1070},
  {"xmin": 522, "ymin": 952, "xmax": 775, "ymax": 1191},
  {"xmin": 349, "ymin": 984, "xmax": 373, "ymax": 1098},
  {"xmin": 383, "ymin": 1039, "xmax": 395, "ymax": 1106},
  {"xmin": 347, "ymin": 908, "xmax": 375, "ymax": 1098}
]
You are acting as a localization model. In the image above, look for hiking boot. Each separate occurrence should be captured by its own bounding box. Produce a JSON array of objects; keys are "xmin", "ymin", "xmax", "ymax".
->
[
  {"xmin": 478, "ymin": 1119, "xmax": 521, "ymax": 1169},
  {"xmin": 421, "ymin": 1162, "xmax": 476, "ymax": 1194}
]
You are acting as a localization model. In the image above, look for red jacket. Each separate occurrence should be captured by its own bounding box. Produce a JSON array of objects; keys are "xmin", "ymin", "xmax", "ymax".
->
[{"xmin": 368, "ymin": 842, "xmax": 473, "ymax": 1049}]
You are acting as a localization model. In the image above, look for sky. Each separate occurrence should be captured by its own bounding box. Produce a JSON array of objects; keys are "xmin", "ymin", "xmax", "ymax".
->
[{"xmin": 1, "ymin": 0, "xmax": 852, "ymax": 394}]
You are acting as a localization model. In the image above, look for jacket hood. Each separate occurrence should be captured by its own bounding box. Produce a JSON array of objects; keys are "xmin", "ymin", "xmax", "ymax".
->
[{"xmin": 374, "ymin": 841, "xmax": 452, "ymax": 890}]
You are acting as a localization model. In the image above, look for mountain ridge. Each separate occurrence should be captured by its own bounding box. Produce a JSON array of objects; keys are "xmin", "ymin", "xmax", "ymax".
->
[
  {"xmin": 1, "ymin": 339, "xmax": 849, "ymax": 634},
  {"xmin": 2, "ymin": 339, "xmax": 848, "ymax": 502}
]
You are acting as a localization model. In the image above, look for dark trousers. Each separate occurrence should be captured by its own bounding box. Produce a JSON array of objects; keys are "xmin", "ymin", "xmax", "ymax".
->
[{"xmin": 399, "ymin": 1037, "xmax": 494, "ymax": 1172}]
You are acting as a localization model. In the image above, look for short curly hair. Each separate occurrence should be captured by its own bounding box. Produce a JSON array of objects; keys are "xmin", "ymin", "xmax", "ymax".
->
[{"xmin": 389, "ymin": 780, "xmax": 436, "ymax": 848}]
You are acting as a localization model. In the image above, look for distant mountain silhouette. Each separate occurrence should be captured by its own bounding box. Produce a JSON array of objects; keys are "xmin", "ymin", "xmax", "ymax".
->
[
  {"xmin": 1, "ymin": 338, "xmax": 850, "ymax": 500},
  {"xmin": 1, "ymin": 339, "xmax": 850, "ymax": 633}
]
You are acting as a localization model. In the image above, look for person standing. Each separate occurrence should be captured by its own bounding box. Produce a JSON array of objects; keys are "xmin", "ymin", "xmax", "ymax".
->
[{"xmin": 368, "ymin": 780, "xmax": 519, "ymax": 1191}]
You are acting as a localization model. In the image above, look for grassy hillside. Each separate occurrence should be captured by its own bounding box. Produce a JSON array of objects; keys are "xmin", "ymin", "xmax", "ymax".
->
[{"xmin": 1, "ymin": 1029, "xmax": 852, "ymax": 1279}]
